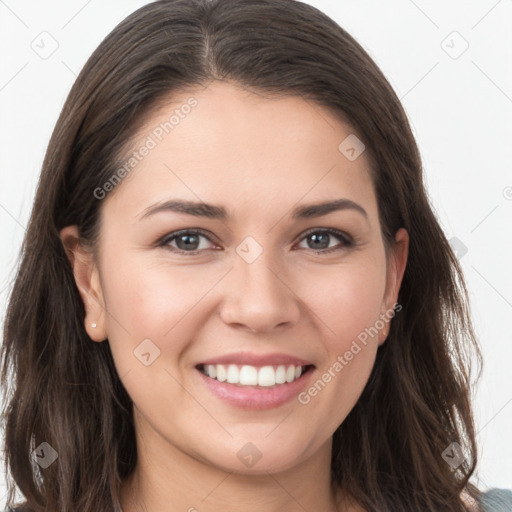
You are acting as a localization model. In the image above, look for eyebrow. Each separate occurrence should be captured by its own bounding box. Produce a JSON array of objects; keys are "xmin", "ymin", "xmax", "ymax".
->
[{"xmin": 139, "ymin": 198, "xmax": 368, "ymax": 221}]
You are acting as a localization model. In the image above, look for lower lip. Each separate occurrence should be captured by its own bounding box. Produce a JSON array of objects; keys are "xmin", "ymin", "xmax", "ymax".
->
[{"xmin": 196, "ymin": 366, "xmax": 314, "ymax": 410}]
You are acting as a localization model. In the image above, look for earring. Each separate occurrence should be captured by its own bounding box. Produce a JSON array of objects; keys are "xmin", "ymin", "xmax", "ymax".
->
[{"xmin": 91, "ymin": 323, "xmax": 97, "ymax": 328}]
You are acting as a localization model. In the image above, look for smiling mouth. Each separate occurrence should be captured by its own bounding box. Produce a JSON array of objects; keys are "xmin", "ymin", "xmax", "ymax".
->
[{"xmin": 196, "ymin": 363, "xmax": 314, "ymax": 388}]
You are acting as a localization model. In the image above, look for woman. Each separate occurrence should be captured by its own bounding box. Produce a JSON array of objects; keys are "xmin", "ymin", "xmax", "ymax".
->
[{"xmin": 1, "ymin": 1, "xmax": 510, "ymax": 511}]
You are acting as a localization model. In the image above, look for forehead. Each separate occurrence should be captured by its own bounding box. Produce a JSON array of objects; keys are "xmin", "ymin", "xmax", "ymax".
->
[{"xmin": 103, "ymin": 80, "xmax": 377, "ymax": 222}]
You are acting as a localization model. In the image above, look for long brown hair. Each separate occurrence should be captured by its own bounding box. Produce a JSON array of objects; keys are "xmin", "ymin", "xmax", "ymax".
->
[{"xmin": 1, "ymin": 0, "xmax": 482, "ymax": 510}]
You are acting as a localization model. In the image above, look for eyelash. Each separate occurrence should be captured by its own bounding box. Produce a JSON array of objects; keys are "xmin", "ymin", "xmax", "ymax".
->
[{"xmin": 156, "ymin": 228, "xmax": 354, "ymax": 255}]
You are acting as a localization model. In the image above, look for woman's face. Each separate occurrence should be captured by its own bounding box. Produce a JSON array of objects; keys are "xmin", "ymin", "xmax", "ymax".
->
[{"xmin": 66, "ymin": 80, "xmax": 408, "ymax": 475}]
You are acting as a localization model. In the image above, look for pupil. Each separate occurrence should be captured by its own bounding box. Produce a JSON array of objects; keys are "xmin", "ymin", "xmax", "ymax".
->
[
  {"xmin": 309, "ymin": 233, "xmax": 329, "ymax": 249},
  {"xmin": 178, "ymin": 234, "xmax": 199, "ymax": 250}
]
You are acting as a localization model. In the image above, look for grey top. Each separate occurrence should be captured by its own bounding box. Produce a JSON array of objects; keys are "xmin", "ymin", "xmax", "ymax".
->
[
  {"xmin": 479, "ymin": 488, "xmax": 512, "ymax": 511},
  {"xmin": 4, "ymin": 488, "xmax": 512, "ymax": 511}
]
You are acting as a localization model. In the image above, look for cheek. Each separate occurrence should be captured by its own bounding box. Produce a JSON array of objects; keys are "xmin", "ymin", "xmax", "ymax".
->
[
  {"xmin": 306, "ymin": 258, "xmax": 387, "ymax": 348},
  {"xmin": 101, "ymin": 252, "xmax": 222, "ymax": 331},
  {"xmin": 99, "ymin": 252, "xmax": 230, "ymax": 370},
  {"xmin": 295, "ymin": 260, "xmax": 385, "ymax": 429},
  {"xmin": 98, "ymin": 254, "xmax": 227, "ymax": 413}
]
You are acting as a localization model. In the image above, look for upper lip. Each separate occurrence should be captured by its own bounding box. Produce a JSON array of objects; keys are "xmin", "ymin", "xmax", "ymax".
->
[{"xmin": 198, "ymin": 352, "xmax": 314, "ymax": 368}]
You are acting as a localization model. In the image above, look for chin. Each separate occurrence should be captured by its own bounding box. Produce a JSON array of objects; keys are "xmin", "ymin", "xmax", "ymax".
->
[{"xmin": 195, "ymin": 436, "xmax": 314, "ymax": 476}]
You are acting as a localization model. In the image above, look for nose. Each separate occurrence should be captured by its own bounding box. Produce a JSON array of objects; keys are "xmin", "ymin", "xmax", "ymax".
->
[{"xmin": 219, "ymin": 250, "xmax": 301, "ymax": 334}]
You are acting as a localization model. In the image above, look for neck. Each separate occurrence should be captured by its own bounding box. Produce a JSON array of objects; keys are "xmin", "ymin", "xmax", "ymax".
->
[{"xmin": 119, "ymin": 410, "xmax": 349, "ymax": 512}]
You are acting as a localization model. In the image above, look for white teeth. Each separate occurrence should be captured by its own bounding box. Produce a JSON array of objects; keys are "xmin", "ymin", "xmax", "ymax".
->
[
  {"xmin": 201, "ymin": 363, "xmax": 307, "ymax": 387},
  {"xmin": 239, "ymin": 365, "xmax": 258, "ymax": 385},
  {"xmin": 226, "ymin": 364, "xmax": 239, "ymax": 384},
  {"xmin": 275, "ymin": 365, "xmax": 286, "ymax": 384},
  {"xmin": 216, "ymin": 364, "xmax": 227, "ymax": 382},
  {"xmin": 258, "ymin": 366, "xmax": 275, "ymax": 387},
  {"xmin": 206, "ymin": 364, "xmax": 217, "ymax": 378}
]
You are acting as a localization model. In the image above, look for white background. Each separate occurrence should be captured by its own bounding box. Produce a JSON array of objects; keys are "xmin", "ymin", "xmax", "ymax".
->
[{"xmin": 1, "ymin": 0, "xmax": 511, "ymax": 503}]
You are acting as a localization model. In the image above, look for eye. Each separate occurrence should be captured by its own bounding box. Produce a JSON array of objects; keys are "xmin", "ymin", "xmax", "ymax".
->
[
  {"xmin": 157, "ymin": 228, "xmax": 353, "ymax": 255},
  {"xmin": 158, "ymin": 229, "xmax": 218, "ymax": 253},
  {"xmin": 295, "ymin": 228, "xmax": 353, "ymax": 253}
]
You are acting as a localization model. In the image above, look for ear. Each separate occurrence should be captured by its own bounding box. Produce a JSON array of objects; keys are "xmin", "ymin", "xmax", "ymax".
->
[
  {"xmin": 379, "ymin": 227, "xmax": 409, "ymax": 345},
  {"xmin": 60, "ymin": 225, "xmax": 107, "ymax": 342}
]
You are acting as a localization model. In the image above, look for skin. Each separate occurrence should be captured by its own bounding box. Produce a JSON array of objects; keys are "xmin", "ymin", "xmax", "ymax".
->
[{"xmin": 61, "ymin": 80, "xmax": 408, "ymax": 512}]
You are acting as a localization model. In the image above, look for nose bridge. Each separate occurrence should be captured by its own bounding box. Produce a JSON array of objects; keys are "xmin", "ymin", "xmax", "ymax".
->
[
  {"xmin": 219, "ymin": 237, "xmax": 300, "ymax": 332},
  {"xmin": 238, "ymin": 249, "xmax": 280, "ymax": 293}
]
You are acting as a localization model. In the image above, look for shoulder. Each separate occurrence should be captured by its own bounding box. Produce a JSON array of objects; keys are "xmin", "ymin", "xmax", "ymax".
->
[
  {"xmin": 462, "ymin": 488, "xmax": 512, "ymax": 512},
  {"xmin": 478, "ymin": 488, "xmax": 512, "ymax": 512}
]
